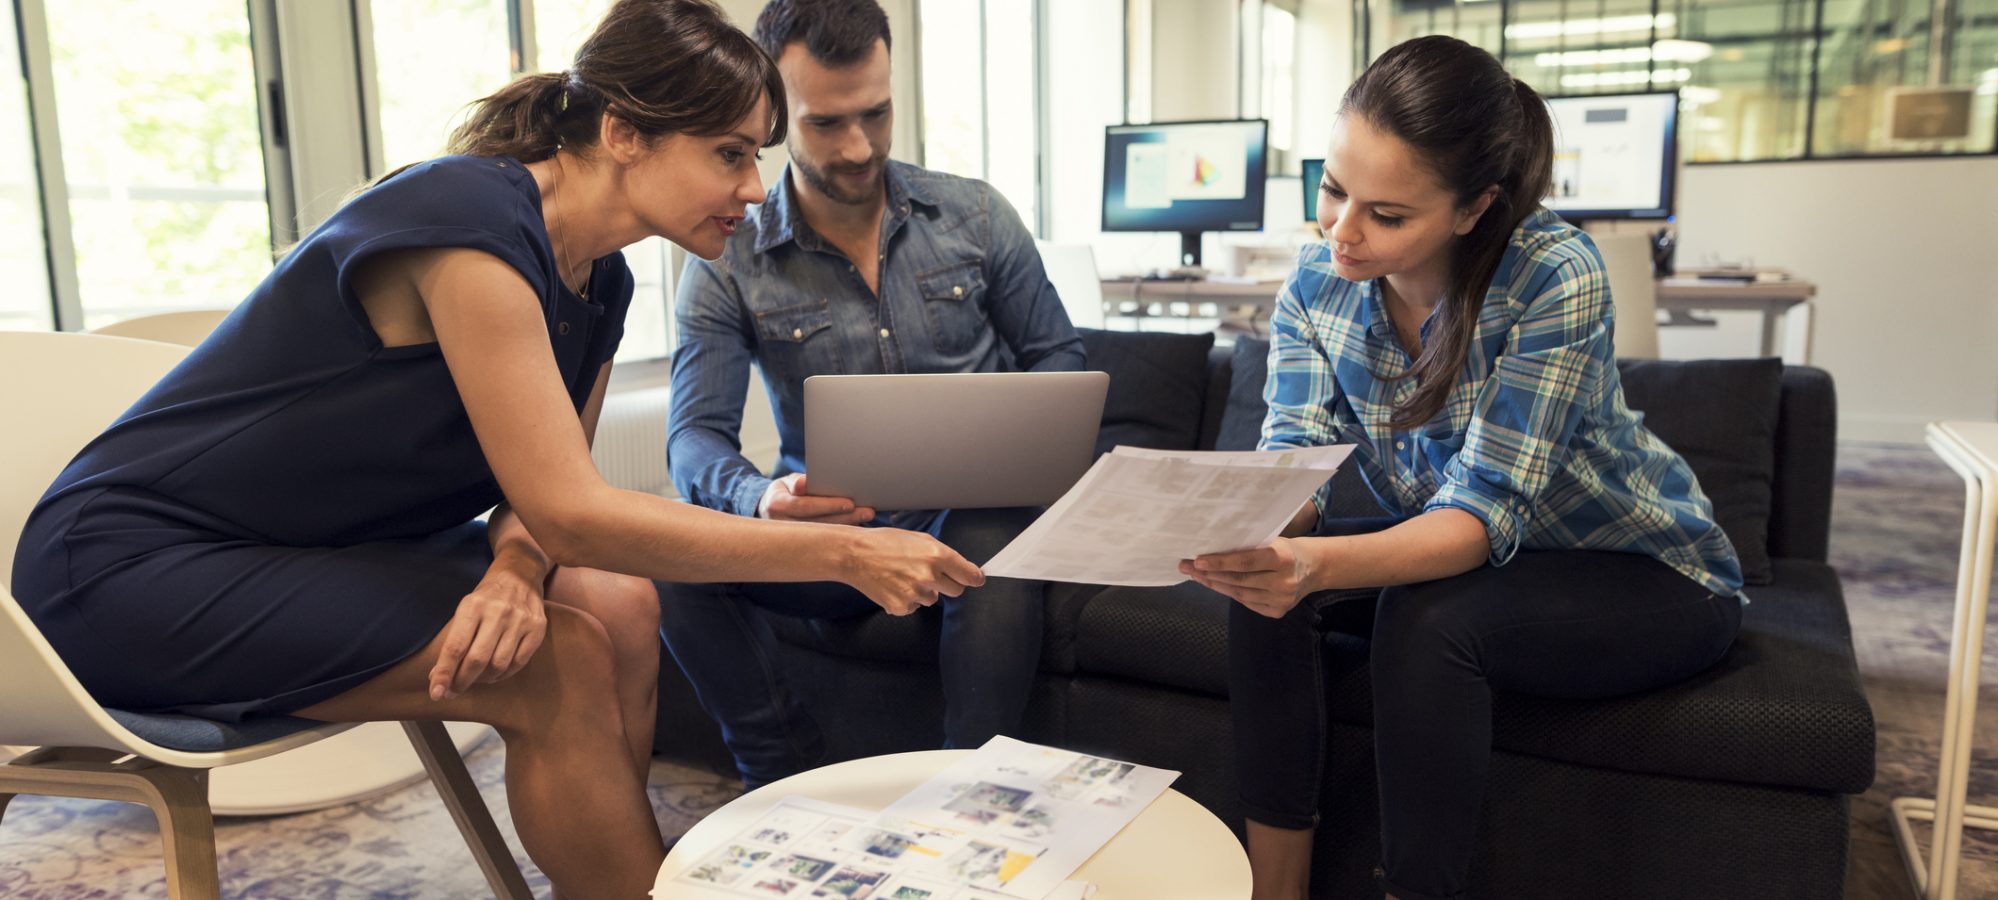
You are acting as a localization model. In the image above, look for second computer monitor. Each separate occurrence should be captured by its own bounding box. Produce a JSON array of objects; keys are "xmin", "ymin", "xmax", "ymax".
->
[
  {"xmin": 1300, "ymin": 157, "xmax": 1324, "ymax": 223},
  {"xmin": 1102, "ymin": 119, "xmax": 1269, "ymax": 268},
  {"xmin": 1544, "ymin": 91, "xmax": 1679, "ymax": 221}
]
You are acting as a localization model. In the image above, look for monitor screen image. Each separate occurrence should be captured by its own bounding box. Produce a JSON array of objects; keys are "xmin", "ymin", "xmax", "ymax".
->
[
  {"xmin": 1300, "ymin": 157, "xmax": 1324, "ymax": 223},
  {"xmin": 1102, "ymin": 119, "xmax": 1269, "ymax": 251},
  {"xmin": 1543, "ymin": 91, "xmax": 1679, "ymax": 220}
]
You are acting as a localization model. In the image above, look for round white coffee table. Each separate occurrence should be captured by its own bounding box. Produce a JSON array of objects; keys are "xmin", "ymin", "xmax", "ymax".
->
[{"xmin": 652, "ymin": 749, "xmax": 1251, "ymax": 899}]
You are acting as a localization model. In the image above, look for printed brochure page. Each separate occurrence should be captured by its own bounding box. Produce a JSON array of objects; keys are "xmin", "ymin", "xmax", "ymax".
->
[
  {"xmin": 667, "ymin": 794, "xmax": 1099, "ymax": 900},
  {"xmin": 983, "ymin": 444, "xmax": 1354, "ymax": 586}
]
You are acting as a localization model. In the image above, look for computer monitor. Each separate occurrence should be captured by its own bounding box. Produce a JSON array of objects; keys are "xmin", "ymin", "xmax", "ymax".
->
[
  {"xmin": 1102, "ymin": 119, "xmax": 1269, "ymax": 268},
  {"xmin": 1300, "ymin": 157, "xmax": 1324, "ymax": 223},
  {"xmin": 1543, "ymin": 91, "xmax": 1679, "ymax": 221}
]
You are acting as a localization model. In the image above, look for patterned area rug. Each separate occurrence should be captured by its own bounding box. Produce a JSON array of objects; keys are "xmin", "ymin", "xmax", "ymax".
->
[
  {"xmin": 1, "ymin": 441, "xmax": 1994, "ymax": 898},
  {"xmin": 0, "ymin": 744, "xmax": 744, "ymax": 898}
]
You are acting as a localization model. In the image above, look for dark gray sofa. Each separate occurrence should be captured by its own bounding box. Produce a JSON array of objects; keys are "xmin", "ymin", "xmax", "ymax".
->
[{"xmin": 653, "ymin": 328, "xmax": 1875, "ymax": 899}]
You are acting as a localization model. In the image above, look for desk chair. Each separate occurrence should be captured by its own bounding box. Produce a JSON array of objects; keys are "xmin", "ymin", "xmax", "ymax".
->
[
  {"xmin": 87, "ymin": 309, "xmax": 233, "ymax": 346},
  {"xmin": 84, "ymin": 312, "xmax": 496, "ymax": 817},
  {"xmin": 1034, "ymin": 241, "xmax": 1107, "ymax": 328},
  {"xmin": 0, "ymin": 331, "xmax": 530, "ymax": 900},
  {"xmin": 1594, "ymin": 233, "xmax": 1661, "ymax": 359}
]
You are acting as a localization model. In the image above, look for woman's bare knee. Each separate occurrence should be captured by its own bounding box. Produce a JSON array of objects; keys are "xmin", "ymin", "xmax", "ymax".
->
[
  {"xmin": 552, "ymin": 570, "xmax": 660, "ymax": 679},
  {"xmin": 506, "ymin": 605, "xmax": 621, "ymax": 709}
]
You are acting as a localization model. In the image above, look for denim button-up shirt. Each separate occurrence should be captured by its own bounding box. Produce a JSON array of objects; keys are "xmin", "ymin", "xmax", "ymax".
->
[{"xmin": 669, "ymin": 160, "xmax": 1086, "ymax": 517}]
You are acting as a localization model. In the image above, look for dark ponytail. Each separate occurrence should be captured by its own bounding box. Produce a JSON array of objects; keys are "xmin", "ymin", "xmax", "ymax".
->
[
  {"xmin": 447, "ymin": 0, "xmax": 787, "ymax": 163},
  {"xmin": 1340, "ymin": 36, "xmax": 1556, "ymax": 431}
]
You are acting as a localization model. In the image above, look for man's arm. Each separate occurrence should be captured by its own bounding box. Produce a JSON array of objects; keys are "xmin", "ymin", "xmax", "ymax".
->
[
  {"xmin": 667, "ymin": 255, "xmax": 773, "ymax": 517},
  {"xmin": 979, "ymin": 185, "xmax": 1086, "ymax": 372}
]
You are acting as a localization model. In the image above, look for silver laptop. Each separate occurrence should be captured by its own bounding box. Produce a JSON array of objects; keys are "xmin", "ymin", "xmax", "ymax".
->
[{"xmin": 804, "ymin": 371, "xmax": 1109, "ymax": 511}]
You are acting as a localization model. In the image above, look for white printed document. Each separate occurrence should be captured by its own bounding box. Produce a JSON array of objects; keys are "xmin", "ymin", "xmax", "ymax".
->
[
  {"xmin": 868, "ymin": 737, "xmax": 1176, "ymax": 899},
  {"xmin": 982, "ymin": 444, "xmax": 1354, "ymax": 586},
  {"xmin": 668, "ymin": 793, "xmax": 1098, "ymax": 899}
]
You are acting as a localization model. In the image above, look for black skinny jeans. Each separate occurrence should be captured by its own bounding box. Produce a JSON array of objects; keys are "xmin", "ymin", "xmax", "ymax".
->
[{"xmin": 1228, "ymin": 518, "xmax": 1742, "ymax": 900}]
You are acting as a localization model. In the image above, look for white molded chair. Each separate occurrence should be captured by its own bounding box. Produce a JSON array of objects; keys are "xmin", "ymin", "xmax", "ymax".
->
[
  {"xmin": 86, "ymin": 309, "xmax": 235, "ymax": 347},
  {"xmin": 85, "ymin": 309, "xmax": 496, "ymax": 817},
  {"xmin": 1035, "ymin": 241, "xmax": 1107, "ymax": 329},
  {"xmin": 0, "ymin": 331, "xmax": 530, "ymax": 900},
  {"xmin": 1593, "ymin": 232, "xmax": 1661, "ymax": 359}
]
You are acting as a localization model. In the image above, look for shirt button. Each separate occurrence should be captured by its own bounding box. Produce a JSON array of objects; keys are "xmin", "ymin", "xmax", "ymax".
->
[
  {"xmin": 557, "ymin": 322, "xmax": 570, "ymax": 335},
  {"xmin": 1395, "ymin": 440, "xmax": 1405, "ymax": 450},
  {"xmin": 847, "ymin": 264, "xmax": 855, "ymax": 272},
  {"xmin": 792, "ymin": 327, "xmax": 803, "ymax": 339},
  {"xmin": 879, "ymin": 327, "xmax": 891, "ymax": 338},
  {"xmin": 953, "ymin": 285, "xmax": 964, "ymax": 298}
]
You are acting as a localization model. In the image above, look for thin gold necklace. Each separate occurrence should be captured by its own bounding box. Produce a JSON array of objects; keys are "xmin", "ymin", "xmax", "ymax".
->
[{"xmin": 550, "ymin": 157, "xmax": 591, "ymax": 301}]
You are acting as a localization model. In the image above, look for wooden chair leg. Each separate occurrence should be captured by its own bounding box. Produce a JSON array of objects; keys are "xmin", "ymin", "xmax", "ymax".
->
[
  {"xmin": 403, "ymin": 721, "xmax": 533, "ymax": 900},
  {"xmin": 0, "ymin": 749, "xmax": 220, "ymax": 900},
  {"xmin": 135, "ymin": 766, "xmax": 220, "ymax": 900}
]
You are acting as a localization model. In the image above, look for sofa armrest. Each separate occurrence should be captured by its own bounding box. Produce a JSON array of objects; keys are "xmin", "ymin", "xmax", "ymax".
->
[{"xmin": 1769, "ymin": 366, "xmax": 1837, "ymax": 563}]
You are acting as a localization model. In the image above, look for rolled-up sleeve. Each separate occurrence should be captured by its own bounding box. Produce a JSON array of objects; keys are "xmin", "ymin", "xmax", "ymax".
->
[
  {"xmin": 982, "ymin": 184, "xmax": 1085, "ymax": 373},
  {"xmin": 1424, "ymin": 254, "xmax": 1613, "ymax": 565},
  {"xmin": 1260, "ymin": 257, "xmax": 1349, "ymax": 519},
  {"xmin": 667, "ymin": 254, "xmax": 771, "ymax": 517}
]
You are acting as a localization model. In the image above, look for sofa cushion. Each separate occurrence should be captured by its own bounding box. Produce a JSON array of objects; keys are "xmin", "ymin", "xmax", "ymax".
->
[
  {"xmin": 1080, "ymin": 328, "xmax": 1215, "ymax": 455},
  {"xmin": 1617, "ymin": 357, "xmax": 1782, "ymax": 584},
  {"xmin": 1215, "ymin": 337, "xmax": 1272, "ymax": 452},
  {"xmin": 1315, "ymin": 559, "xmax": 1874, "ymax": 794},
  {"xmin": 1074, "ymin": 581, "xmax": 1232, "ymax": 697}
]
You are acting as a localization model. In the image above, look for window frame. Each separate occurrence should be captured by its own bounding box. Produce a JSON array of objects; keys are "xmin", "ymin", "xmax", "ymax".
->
[{"xmin": 1350, "ymin": 0, "xmax": 1998, "ymax": 165}]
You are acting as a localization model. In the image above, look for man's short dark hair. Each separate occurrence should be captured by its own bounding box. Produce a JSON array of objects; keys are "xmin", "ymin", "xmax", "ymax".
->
[{"xmin": 752, "ymin": 0, "xmax": 891, "ymax": 66}]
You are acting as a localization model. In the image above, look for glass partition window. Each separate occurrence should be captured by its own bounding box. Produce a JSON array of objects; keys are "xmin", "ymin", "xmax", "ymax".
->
[
  {"xmin": 1507, "ymin": 0, "xmax": 1685, "ymax": 95},
  {"xmin": 1812, "ymin": 0, "xmax": 1997, "ymax": 155},
  {"xmin": 0, "ymin": 0, "xmax": 53, "ymax": 332},
  {"xmin": 1667, "ymin": 0, "xmax": 1813, "ymax": 162},
  {"xmin": 47, "ymin": 0, "xmax": 275, "ymax": 328},
  {"xmin": 1367, "ymin": 0, "xmax": 1989, "ymax": 162},
  {"xmin": 1366, "ymin": 0, "xmax": 1504, "ymax": 66}
]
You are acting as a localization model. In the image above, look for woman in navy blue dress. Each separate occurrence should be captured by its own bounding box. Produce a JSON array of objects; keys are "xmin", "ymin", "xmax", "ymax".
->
[{"xmin": 9, "ymin": 1, "xmax": 983, "ymax": 895}]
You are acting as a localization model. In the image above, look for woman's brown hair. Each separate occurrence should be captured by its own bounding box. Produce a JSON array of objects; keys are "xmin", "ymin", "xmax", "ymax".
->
[
  {"xmin": 447, "ymin": 0, "xmax": 787, "ymax": 162},
  {"xmin": 1340, "ymin": 35, "xmax": 1556, "ymax": 430}
]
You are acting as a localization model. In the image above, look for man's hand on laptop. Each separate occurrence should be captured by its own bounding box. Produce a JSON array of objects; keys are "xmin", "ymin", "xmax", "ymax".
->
[
  {"xmin": 842, "ymin": 529, "xmax": 987, "ymax": 617},
  {"xmin": 758, "ymin": 473, "xmax": 877, "ymax": 525}
]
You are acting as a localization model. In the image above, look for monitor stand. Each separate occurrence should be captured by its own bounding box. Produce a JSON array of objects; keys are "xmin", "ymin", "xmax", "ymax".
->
[{"xmin": 1179, "ymin": 231, "xmax": 1203, "ymax": 269}]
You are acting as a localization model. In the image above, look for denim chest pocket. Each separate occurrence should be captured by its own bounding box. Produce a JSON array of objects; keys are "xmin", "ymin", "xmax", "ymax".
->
[
  {"xmin": 754, "ymin": 300, "xmax": 842, "ymax": 379},
  {"xmin": 917, "ymin": 261, "xmax": 990, "ymax": 357}
]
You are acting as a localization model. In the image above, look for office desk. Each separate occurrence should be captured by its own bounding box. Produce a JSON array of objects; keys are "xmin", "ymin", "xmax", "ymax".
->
[
  {"xmin": 1098, "ymin": 278, "xmax": 1285, "ymax": 334},
  {"xmin": 1102, "ymin": 274, "xmax": 1818, "ymax": 361},
  {"xmin": 1656, "ymin": 275, "xmax": 1817, "ymax": 359}
]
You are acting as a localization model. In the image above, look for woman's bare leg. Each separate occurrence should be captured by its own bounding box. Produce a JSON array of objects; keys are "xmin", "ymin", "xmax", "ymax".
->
[
  {"xmin": 545, "ymin": 567, "xmax": 659, "ymax": 780},
  {"xmin": 1247, "ymin": 820, "xmax": 1314, "ymax": 900},
  {"xmin": 295, "ymin": 604, "xmax": 664, "ymax": 898}
]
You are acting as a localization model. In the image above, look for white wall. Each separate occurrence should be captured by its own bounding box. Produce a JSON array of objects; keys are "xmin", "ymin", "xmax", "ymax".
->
[{"xmin": 1672, "ymin": 157, "xmax": 1998, "ymax": 442}]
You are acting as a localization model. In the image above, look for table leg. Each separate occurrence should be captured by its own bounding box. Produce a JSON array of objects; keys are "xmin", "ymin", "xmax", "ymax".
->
[
  {"xmin": 1897, "ymin": 430, "xmax": 1998, "ymax": 900},
  {"xmin": 1759, "ymin": 308, "xmax": 1780, "ymax": 358}
]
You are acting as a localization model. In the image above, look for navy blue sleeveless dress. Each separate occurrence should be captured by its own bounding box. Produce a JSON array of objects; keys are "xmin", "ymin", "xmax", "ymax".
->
[{"xmin": 10, "ymin": 155, "xmax": 634, "ymax": 721}]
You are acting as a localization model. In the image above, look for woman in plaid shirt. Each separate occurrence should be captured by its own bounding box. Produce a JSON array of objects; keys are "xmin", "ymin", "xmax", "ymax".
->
[{"xmin": 1182, "ymin": 36, "xmax": 1744, "ymax": 900}]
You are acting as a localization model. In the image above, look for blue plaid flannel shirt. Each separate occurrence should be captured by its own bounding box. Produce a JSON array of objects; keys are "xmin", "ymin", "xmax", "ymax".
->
[{"xmin": 1263, "ymin": 209, "xmax": 1744, "ymax": 598}]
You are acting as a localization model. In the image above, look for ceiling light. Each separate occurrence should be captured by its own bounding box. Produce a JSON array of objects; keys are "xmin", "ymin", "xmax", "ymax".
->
[{"xmin": 1506, "ymin": 13, "xmax": 1676, "ymax": 40}]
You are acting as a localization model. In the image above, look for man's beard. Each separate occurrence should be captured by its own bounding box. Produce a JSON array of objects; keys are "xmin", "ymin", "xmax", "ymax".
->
[{"xmin": 794, "ymin": 153, "xmax": 883, "ymax": 206}]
